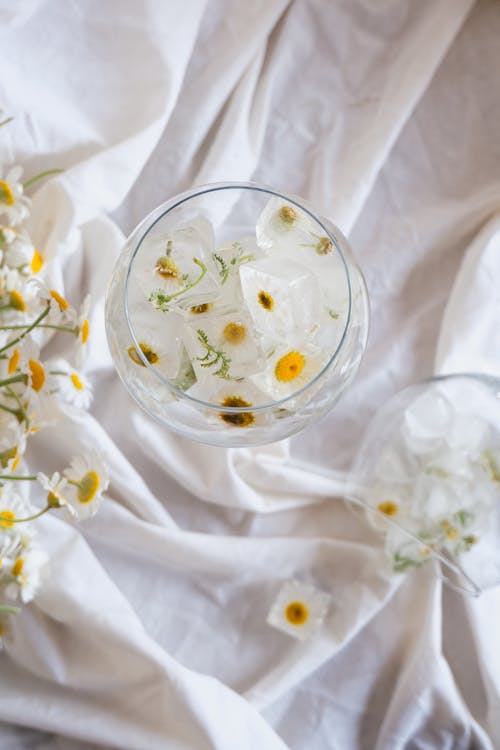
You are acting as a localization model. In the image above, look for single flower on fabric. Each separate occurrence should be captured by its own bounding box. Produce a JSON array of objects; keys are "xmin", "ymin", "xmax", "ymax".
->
[
  {"xmin": 0, "ymin": 166, "xmax": 31, "ymax": 227},
  {"xmin": 266, "ymin": 579, "xmax": 332, "ymax": 640},
  {"xmin": 63, "ymin": 452, "xmax": 109, "ymax": 519},
  {"xmin": 34, "ymin": 283, "xmax": 77, "ymax": 324},
  {"xmin": 46, "ymin": 358, "xmax": 92, "ymax": 410}
]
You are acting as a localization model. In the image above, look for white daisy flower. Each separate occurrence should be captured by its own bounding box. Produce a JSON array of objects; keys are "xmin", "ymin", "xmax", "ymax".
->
[
  {"xmin": 267, "ymin": 579, "xmax": 332, "ymax": 640},
  {"xmin": 0, "ymin": 489, "xmax": 35, "ymax": 532},
  {"xmin": 73, "ymin": 295, "xmax": 91, "ymax": 366},
  {"xmin": 1, "ymin": 269, "xmax": 43, "ymax": 319},
  {"xmin": 126, "ymin": 310, "xmax": 184, "ymax": 381},
  {"xmin": 63, "ymin": 452, "xmax": 109, "ymax": 519},
  {"xmin": 0, "ymin": 412, "xmax": 26, "ymax": 474},
  {"xmin": 189, "ymin": 379, "xmax": 270, "ymax": 430},
  {"xmin": 6, "ymin": 543, "xmax": 47, "ymax": 603},
  {"xmin": 36, "ymin": 471, "xmax": 74, "ymax": 516},
  {"xmin": 1, "ymin": 229, "xmax": 42, "ymax": 275},
  {"xmin": 0, "ymin": 166, "xmax": 31, "ymax": 227},
  {"xmin": 46, "ymin": 358, "xmax": 92, "ymax": 410},
  {"xmin": 251, "ymin": 341, "xmax": 327, "ymax": 402},
  {"xmin": 34, "ymin": 283, "xmax": 77, "ymax": 324}
]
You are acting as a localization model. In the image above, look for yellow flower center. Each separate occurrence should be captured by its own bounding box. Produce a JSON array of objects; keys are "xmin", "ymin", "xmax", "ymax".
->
[
  {"xmin": 274, "ymin": 351, "xmax": 305, "ymax": 383},
  {"xmin": 8, "ymin": 348, "xmax": 20, "ymax": 374},
  {"xmin": 12, "ymin": 557, "xmax": 24, "ymax": 577},
  {"xmin": 219, "ymin": 396, "xmax": 255, "ymax": 428},
  {"xmin": 0, "ymin": 624, "xmax": 3, "ymax": 637},
  {"xmin": 9, "ymin": 290, "xmax": 26, "ymax": 311},
  {"xmin": 11, "ymin": 453, "xmax": 21, "ymax": 472},
  {"xmin": 49, "ymin": 289, "xmax": 69, "ymax": 311},
  {"xmin": 0, "ymin": 180, "xmax": 15, "ymax": 206},
  {"xmin": 464, "ymin": 535, "xmax": 478, "ymax": 546},
  {"xmin": 81, "ymin": 319, "xmax": 90, "ymax": 343},
  {"xmin": 77, "ymin": 470, "xmax": 100, "ymax": 503},
  {"xmin": 0, "ymin": 446, "xmax": 17, "ymax": 469},
  {"xmin": 377, "ymin": 501, "xmax": 398, "ymax": 517},
  {"xmin": 223, "ymin": 322, "xmax": 246, "ymax": 344},
  {"xmin": 155, "ymin": 256, "xmax": 179, "ymax": 279},
  {"xmin": 70, "ymin": 373, "xmax": 84, "ymax": 391},
  {"xmin": 127, "ymin": 342, "xmax": 159, "ymax": 367},
  {"xmin": 315, "ymin": 236, "xmax": 333, "ymax": 255},
  {"xmin": 285, "ymin": 601, "xmax": 309, "ymax": 626},
  {"xmin": 190, "ymin": 303, "xmax": 212, "ymax": 314},
  {"xmin": 279, "ymin": 205, "xmax": 298, "ymax": 225},
  {"xmin": 30, "ymin": 250, "xmax": 44, "ymax": 273},
  {"xmin": 445, "ymin": 527, "xmax": 458, "ymax": 540},
  {"xmin": 0, "ymin": 509, "xmax": 16, "ymax": 529},
  {"xmin": 258, "ymin": 291, "xmax": 274, "ymax": 311},
  {"xmin": 29, "ymin": 359, "xmax": 45, "ymax": 392},
  {"xmin": 48, "ymin": 491, "xmax": 64, "ymax": 508}
]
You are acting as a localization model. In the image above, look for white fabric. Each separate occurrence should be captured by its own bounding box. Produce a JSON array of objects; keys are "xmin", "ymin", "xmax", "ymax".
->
[{"xmin": 1, "ymin": 0, "xmax": 500, "ymax": 748}]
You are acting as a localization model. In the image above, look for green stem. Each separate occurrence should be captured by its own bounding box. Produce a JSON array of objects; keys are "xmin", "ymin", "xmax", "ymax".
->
[
  {"xmin": 152, "ymin": 258, "xmax": 207, "ymax": 307},
  {"xmin": 0, "ymin": 303, "xmax": 50, "ymax": 356},
  {"xmin": 0, "ymin": 474, "xmax": 37, "ymax": 481},
  {"xmin": 0, "ymin": 323, "xmax": 77, "ymax": 334},
  {"xmin": 0, "ymin": 403, "xmax": 22, "ymax": 419},
  {"xmin": 0, "ymin": 374, "xmax": 25, "ymax": 388},
  {"xmin": 23, "ymin": 169, "xmax": 64, "ymax": 189},
  {"xmin": 0, "ymin": 506, "xmax": 50, "ymax": 523},
  {"xmin": 0, "ymin": 605, "xmax": 20, "ymax": 615},
  {"xmin": 5, "ymin": 386, "xmax": 29, "ymax": 427},
  {"xmin": 0, "ymin": 117, "xmax": 14, "ymax": 129}
]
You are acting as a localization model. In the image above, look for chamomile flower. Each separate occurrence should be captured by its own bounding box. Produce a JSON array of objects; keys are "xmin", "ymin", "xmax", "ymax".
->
[
  {"xmin": 74, "ymin": 295, "xmax": 91, "ymax": 365},
  {"xmin": 1, "ymin": 229, "xmax": 40, "ymax": 274},
  {"xmin": 252, "ymin": 342, "xmax": 327, "ymax": 401},
  {"xmin": 47, "ymin": 358, "xmax": 92, "ymax": 410},
  {"xmin": 63, "ymin": 452, "xmax": 109, "ymax": 519},
  {"xmin": 36, "ymin": 471, "xmax": 74, "ymax": 516},
  {"xmin": 0, "ymin": 490, "xmax": 32, "ymax": 532},
  {"xmin": 126, "ymin": 312, "xmax": 184, "ymax": 381},
  {"xmin": 194, "ymin": 380, "xmax": 269, "ymax": 429},
  {"xmin": 0, "ymin": 166, "xmax": 31, "ymax": 227},
  {"xmin": 6, "ymin": 543, "xmax": 47, "ymax": 603},
  {"xmin": 1, "ymin": 269, "xmax": 42, "ymax": 319},
  {"xmin": 266, "ymin": 580, "xmax": 332, "ymax": 640},
  {"xmin": 0, "ymin": 413, "xmax": 26, "ymax": 474}
]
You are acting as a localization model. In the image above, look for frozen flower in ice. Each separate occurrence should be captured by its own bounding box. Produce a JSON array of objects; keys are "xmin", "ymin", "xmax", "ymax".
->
[
  {"xmin": 218, "ymin": 396, "xmax": 255, "ymax": 428},
  {"xmin": 240, "ymin": 257, "xmax": 321, "ymax": 338},
  {"xmin": 184, "ymin": 309, "xmax": 263, "ymax": 381},
  {"xmin": 47, "ymin": 358, "xmax": 92, "ymax": 410},
  {"xmin": 126, "ymin": 311, "xmax": 185, "ymax": 381},
  {"xmin": 0, "ymin": 166, "xmax": 31, "ymax": 227},
  {"xmin": 63, "ymin": 452, "xmax": 109, "ymax": 519},
  {"xmin": 252, "ymin": 342, "xmax": 326, "ymax": 401},
  {"xmin": 191, "ymin": 380, "xmax": 269, "ymax": 429},
  {"xmin": 267, "ymin": 579, "xmax": 331, "ymax": 640}
]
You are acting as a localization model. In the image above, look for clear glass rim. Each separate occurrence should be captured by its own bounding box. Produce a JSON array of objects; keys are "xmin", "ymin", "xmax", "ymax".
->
[{"xmin": 124, "ymin": 181, "xmax": 353, "ymax": 413}]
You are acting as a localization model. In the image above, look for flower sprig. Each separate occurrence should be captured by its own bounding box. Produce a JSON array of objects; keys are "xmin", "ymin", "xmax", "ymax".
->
[
  {"xmin": 196, "ymin": 328, "xmax": 231, "ymax": 379},
  {"xmin": 0, "ymin": 116, "xmax": 107, "ymax": 648}
]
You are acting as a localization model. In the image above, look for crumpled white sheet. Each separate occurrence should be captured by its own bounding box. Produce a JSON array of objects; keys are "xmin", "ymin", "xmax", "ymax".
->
[{"xmin": 1, "ymin": 0, "xmax": 500, "ymax": 748}]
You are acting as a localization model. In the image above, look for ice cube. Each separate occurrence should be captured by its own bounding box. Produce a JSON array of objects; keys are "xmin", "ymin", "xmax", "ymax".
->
[
  {"xmin": 239, "ymin": 257, "xmax": 321, "ymax": 338},
  {"xmin": 132, "ymin": 216, "xmax": 220, "ymax": 311},
  {"xmin": 183, "ymin": 307, "xmax": 264, "ymax": 384},
  {"xmin": 402, "ymin": 390, "xmax": 452, "ymax": 455},
  {"xmin": 250, "ymin": 340, "xmax": 327, "ymax": 402},
  {"xmin": 256, "ymin": 197, "xmax": 319, "ymax": 253},
  {"xmin": 188, "ymin": 378, "xmax": 270, "ymax": 429},
  {"xmin": 207, "ymin": 236, "xmax": 264, "ymax": 316},
  {"xmin": 125, "ymin": 309, "xmax": 185, "ymax": 380}
]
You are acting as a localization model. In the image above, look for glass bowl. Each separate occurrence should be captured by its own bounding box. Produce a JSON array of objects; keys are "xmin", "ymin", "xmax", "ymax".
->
[
  {"xmin": 349, "ymin": 373, "xmax": 500, "ymax": 596},
  {"xmin": 105, "ymin": 182, "xmax": 369, "ymax": 446}
]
